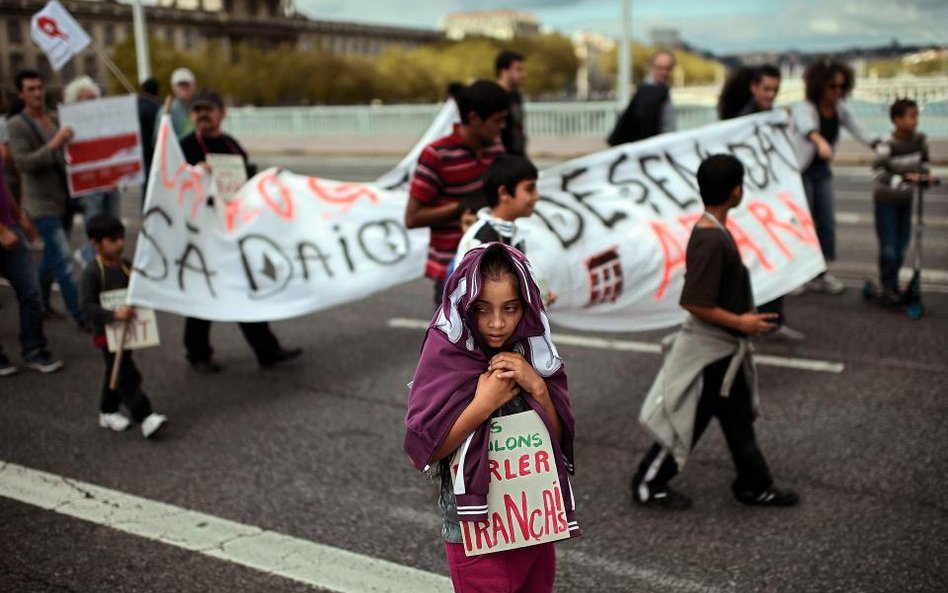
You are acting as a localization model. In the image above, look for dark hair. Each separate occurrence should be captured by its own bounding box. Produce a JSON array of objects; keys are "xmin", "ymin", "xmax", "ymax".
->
[
  {"xmin": 479, "ymin": 244, "xmax": 520, "ymax": 284},
  {"xmin": 455, "ymin": 80, "xmax": 510, "ymax": 124},
  {"xmin": 482, "ymin": 155, "xmax": 538, "ymax": 208},
  {"xmin": 495, "ymin": 50, "xmax": 525, "ymax": 75},
  {"xmin": 445, "ymin": 81, "xmax": 465, "ymax": 101},
  {"xmin": 86, "ymin": 213, "xmax": 125, "ymax": 241},
  {"xmin": 15, "ymin": 69, "xmax": 43, "ymax": 91},
  {"xmin": 697, "ymin": 154, "xmax": 745, "ymax": 206},
  {"xmin": 718, "ymin": 64, "xmax": 781, "ymax": 120},
  {"xmin": 804, "ymin": 58, "xmax": 854, "ymax": 103},
  {"xmin": 141, "ymin": 77, "xmax": 159, "ymax": 96},
  {"xmin": 890, "ymin": 98, "xmax": 918, "ymax": 121}
]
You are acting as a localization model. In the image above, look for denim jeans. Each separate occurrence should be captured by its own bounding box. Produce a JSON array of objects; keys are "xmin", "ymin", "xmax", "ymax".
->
[
  {"xmin": 875, "ymin": 201, "xmax": 912, "ymax": 292},
  {"xmin": 802, "ymin": 164, "xmax": 836, "ymax": 261},
  {"xmin": 0, "ymin": 225, "xmax": 48, "ymax": 356},
  {"xmin": 33, "ymin": 215, "xmax": 81, "ymax": 320},
  {"xmin": 79, "ymin": 190, "xmax": 121, "ymax": 265}
]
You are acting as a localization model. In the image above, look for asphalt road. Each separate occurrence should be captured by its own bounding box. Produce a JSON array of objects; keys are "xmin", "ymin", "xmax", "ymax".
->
[{"xmin": 1, "ymin": 160, "xmax": 946, "ymax": 593}]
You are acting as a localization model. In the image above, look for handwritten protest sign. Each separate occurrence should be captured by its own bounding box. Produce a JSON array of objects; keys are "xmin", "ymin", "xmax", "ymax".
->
[
  {"xmin": 60, "ymin": 95, "xmax": 144, "ymax": 197},
  {"xmin": 99, "ymin": 289, "xmax": 160, "ymax": 352},
  {"xmin": 131, "ymin": 112, "xmax": 822, "ymax": 331},
  {"xmin": 522, "ymin": 110, "xmax": 825, "ymax": 331},
  {"xmin": 451, "ymin": 412, "xmax": 571, "ymax": 556},
  {"xmin": 206, "ymin": 153, "xmax": 247, "ymax": 203},
  {"xmin": 128, "ymin": 116, "xmax": 430, "ymax": 321}
]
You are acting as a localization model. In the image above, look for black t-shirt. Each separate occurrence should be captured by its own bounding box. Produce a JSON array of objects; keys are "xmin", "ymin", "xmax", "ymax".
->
[
  {"xmin": 679, "ymin": 227, "xmax": 753, "ymax": 335},
  {"xmin": 811, "ymin": 112, "xmax": 840, "ymax": 168},
  {"xmin": 180, "ymin": 131, "xmax": 250, "ymax": 176},
  {"xmin": 501, "ymin": 91, "xmax": 526, "ymax": 156}
]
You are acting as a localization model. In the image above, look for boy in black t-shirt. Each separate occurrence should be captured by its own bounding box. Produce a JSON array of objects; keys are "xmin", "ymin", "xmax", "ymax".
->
[{"xmin": 632, "ymin": 154, "xmax": 798, "ymax": 510}]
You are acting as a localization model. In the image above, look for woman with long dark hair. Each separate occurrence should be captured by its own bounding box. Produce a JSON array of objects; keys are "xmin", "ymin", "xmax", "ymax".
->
[{"xmin": 793, "ymin": 59, "xmax": 879, "ymax": 294}]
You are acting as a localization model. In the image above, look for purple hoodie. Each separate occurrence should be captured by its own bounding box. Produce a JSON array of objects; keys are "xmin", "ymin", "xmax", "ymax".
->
[{"xmin": 404, "ymin": 243, "xmax": 579, "ymax": 536}]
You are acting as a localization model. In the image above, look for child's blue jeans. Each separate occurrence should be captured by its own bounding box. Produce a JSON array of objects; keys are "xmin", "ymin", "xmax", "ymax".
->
[{"xmin": 874, "ymin": 200, "xmax": 912, "ymax": 292}]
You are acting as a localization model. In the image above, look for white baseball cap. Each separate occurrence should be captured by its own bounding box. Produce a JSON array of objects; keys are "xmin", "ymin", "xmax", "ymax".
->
[{"xmin": 170, "ymin": 67, "xmax": 196, "ymax": 86}]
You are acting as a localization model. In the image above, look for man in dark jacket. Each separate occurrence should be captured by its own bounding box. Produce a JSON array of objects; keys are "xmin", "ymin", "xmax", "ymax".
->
[
  {"xmin": 608, "ymin": 50, "xmax": 676, "ymax": 146},
  {"xmin": 177, "ymin": 89, "xmax": 301, "ymax": 373}
]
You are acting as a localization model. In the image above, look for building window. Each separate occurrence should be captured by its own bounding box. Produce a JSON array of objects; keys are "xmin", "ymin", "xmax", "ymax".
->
[
  {"xmin": 104, "ymin": 24, "xmax": 116, "ymax": 46},
  {"xmin": 37, "ymin": 57, "xmax": 52, "ymax": 80},
  {"xmin": 10, "ymin": 53, "xmax": 25, "ymax": 76},
  {"xmin": 62, "ymin": 60, "xmax": 76, "ymax": 81},
  {"xmin": 165, "ymin": 27, "xmax": 175, "ymax": 43},
  {"xmin": 84, "ymin": 54, "xmax": 98, "ymax": 79},
  {"xmin": 249, "ymin": 0, "xmax": 258, "ymax": 17},
  {"xmin": 183, "ymin": 28, "xmax": 194, "ymax": 50},
  {"xmin": 224, "ymin": 0, "xmax": 233, "ymax": 11},
  {"xmin": 7, "ymin": 19, "xmax": 22, "ymax": 44}
]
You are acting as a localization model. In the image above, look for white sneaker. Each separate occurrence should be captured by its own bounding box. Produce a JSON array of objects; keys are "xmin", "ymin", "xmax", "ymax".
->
[
  {"xmin": 99, "ymin": 412, "xmax": 131, "ymax": 432},
  {"xmin": 772, "ymin": 325, "xmax": 807, "ymax": 341},
  {"xmin": 141, "ymin": 413, "xmax": 167, "ymax": 439},
  {"xmin": 820, "ymin": 273, "xmax": 846, "ymax": 295}
]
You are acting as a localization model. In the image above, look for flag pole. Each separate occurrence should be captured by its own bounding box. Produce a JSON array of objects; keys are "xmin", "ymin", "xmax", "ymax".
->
[
  {"xmin": 131, "ymin": 0, "xmax": 151, "ymax": 82},
  {"xmin": 91, "ymin": 41, "xmax": 136, "ymax": 94}
]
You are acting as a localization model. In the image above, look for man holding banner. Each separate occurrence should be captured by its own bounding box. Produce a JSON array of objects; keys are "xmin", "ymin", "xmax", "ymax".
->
[{"xmin": 178, "ymin": 89, "xmax": 300, "ymax": 373}]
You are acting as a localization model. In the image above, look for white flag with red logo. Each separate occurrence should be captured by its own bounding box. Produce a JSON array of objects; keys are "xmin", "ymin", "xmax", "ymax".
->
[{"xmin": 31, "ymin": 0, "xmax": 91, "ymax": 71}]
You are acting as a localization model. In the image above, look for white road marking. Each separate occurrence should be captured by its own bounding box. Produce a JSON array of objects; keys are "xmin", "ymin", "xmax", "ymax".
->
[
  {"xmin": 836, "ymin": 211, "xmax": 948, "ymax": 228},
  {"xmin": 0, "ymin": 461, "xmax": 451, "ymax": 593},
  {"xmin": 387, "ymin": 319, "xmax": 845, "ymax": 374}
]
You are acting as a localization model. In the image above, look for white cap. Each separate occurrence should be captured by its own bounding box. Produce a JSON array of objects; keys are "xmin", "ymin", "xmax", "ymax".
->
[{"xmin": 170, "ymin": 67, "xmax": 196, "ymax": 86}]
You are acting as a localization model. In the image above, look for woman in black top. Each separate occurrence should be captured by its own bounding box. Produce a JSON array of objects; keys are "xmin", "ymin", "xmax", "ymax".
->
[{"xmin": 794, "ymin": 60, "xmax": 879, "ymax": 294}]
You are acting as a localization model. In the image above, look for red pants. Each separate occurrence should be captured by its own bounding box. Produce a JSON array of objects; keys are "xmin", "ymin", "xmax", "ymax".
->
[{"xmin": 445, "ymin": 541, "xmax": 556, "ymax": 593}]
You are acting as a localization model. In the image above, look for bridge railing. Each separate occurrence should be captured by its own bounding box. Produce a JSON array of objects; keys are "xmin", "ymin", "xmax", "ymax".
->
[{"xmin": 225, "ymin": 79, "xmax": 948, "ymax": 140}]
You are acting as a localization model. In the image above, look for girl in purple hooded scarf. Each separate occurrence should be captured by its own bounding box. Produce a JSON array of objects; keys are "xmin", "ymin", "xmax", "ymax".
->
[{"xmin": 405, "ymin": 242, "xmax": 578, "ymax": 593}]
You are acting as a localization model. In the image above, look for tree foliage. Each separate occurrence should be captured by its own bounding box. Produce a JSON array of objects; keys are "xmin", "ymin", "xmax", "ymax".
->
[{"xmin": 108, "ymin": 33, "xmax": 579, "ymax": 105}]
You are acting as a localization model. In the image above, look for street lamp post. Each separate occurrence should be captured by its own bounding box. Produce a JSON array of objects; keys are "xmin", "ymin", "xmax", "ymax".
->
[
  {"xmin": 618, "ymin": 0, "xmax": 631, "ymax": 106},
  {"xmin": 132, "ymin": 0, "xmax": 151, "ymax": 83}
]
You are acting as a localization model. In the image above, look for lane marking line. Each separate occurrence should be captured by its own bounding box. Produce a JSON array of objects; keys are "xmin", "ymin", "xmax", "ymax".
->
[
  {"xmin": 388, "ymin": 318, "xmax": 845, "ymax": 374},
  {"xmin": 0, "ymin": 461, "xmax": 451, "ymax": 593}
]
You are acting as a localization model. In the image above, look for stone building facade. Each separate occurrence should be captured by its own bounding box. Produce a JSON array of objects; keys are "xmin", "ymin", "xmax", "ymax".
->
[{"xmin": 1, "ymin": 0, "xmax": 441, "ymax": 106}]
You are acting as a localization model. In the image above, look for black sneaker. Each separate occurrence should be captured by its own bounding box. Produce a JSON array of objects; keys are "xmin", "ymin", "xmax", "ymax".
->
[
  {"xmin": 24, "ymin": 351, "xmax": 64, "ymax": 374},
  {"xmin": 189, "ymin": 359, "xmax": 223, "ymax": 374},
  {"xmin": 631, "ymin": 474, "xmax": 692, "ymax": 510},
  {"xmin": 0, "ymin": 353, "xmax": 17, "ymax": 377},
  {"xmin": 260, "ymin": 347, "xmax": 303, "ymax": 369},
  {"xmin": 735, "ymin": 486, "xmax": 799, "ymax": 507}
]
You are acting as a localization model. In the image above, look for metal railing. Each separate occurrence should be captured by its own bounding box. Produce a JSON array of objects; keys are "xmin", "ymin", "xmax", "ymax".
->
[{"xmin": 225, "ymin": 77, "xmax": 948, "ymax": 140}]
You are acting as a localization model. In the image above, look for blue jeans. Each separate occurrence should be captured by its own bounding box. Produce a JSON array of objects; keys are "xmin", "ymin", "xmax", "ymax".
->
[
  {"xmin": 0, "ymin": 225, "xmax": 48, "ymax": 356},
  {"xmin": 802, "ymin": 164, "xmax": 836, "ymax": 261},
  {"xmin": 33, "ymin": 215, "xmax": 81, "ymax": 320},
  {"xmin": 79, "ymin": 190, "xmax": 121, "ymax": 265},
  {"xmin": 875, "ymin": 201, "xmax": 912, "ymax": 292}
]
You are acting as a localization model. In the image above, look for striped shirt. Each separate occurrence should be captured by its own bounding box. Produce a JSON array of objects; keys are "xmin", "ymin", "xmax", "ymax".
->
[{"xmin": 408, "ymin": 125, "xmax": 505, "ymax": 281}]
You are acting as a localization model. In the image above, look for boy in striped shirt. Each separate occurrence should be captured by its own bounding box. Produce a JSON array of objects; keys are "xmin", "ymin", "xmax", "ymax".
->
[{"xmin": 405, "ymin": 81, "xmax": 509, "ymax": 305}]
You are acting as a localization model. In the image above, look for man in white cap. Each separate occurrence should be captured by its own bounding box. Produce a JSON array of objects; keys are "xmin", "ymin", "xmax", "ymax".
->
[{"xmin": 167, "ymin": 67, "xmax": 197, "ymax": 139}]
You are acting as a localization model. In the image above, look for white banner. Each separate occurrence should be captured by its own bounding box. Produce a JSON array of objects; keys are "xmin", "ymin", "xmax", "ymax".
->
[
  {"xmin": 128, "ymin": 117, "xmax": 429, "ymax": 321},
  {"xmin": 60, "ymin": 95, "xmax": 144, "ymax": 197},
  {"xmin": 523, "ymin": 110, "xmax": 825, "ymax": 331},
  {"xmin": 130, "ymin": 112, "xmax": 823, "ymax": 331},
  {"xmin": 31, "ymin": 1, "xmax": 91, "ymax": 71}
]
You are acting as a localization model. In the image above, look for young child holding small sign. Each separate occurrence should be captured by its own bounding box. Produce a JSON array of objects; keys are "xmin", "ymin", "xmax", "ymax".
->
[
  {"xmin": 80, "ymin": 214, "xmax": 167, "ymax": 439},
  {"xmin": 405, "ymin": 243, "xmax": 579, "ymax": 593}
]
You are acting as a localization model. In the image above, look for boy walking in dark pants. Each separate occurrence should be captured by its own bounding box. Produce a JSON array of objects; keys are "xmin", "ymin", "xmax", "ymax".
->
[
  {"xmin": 632, "ymin": 154, "xmax": 798, "ymax": 510},
  {"xmin": 80, "ymin": 214, "xmax": 167, "ymax": 438}
]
